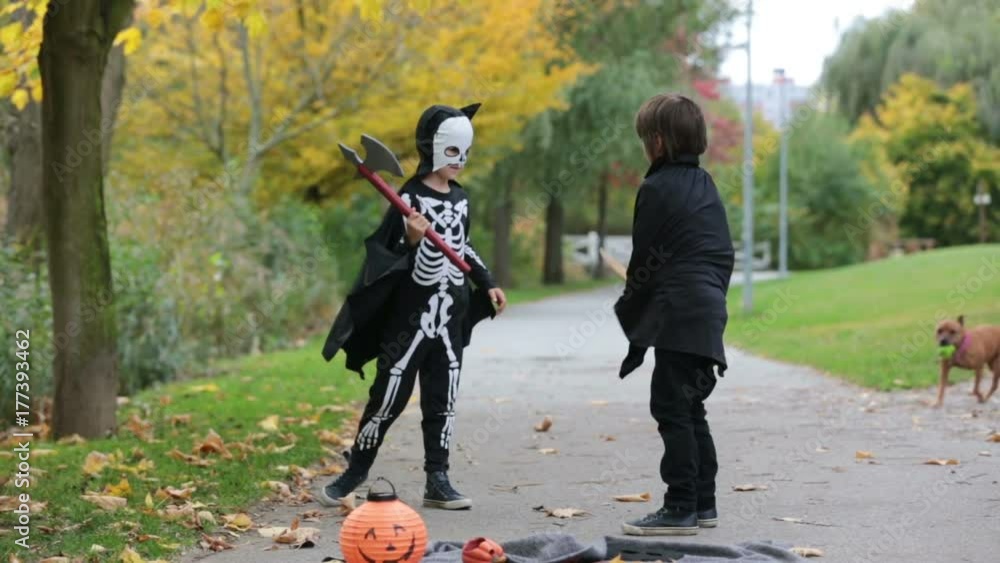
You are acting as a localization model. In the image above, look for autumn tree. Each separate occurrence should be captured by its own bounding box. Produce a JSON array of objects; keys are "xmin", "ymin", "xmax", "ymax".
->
[{"xmin": 853, "ymin": 74, "xmax": 998, "ymax": 246}]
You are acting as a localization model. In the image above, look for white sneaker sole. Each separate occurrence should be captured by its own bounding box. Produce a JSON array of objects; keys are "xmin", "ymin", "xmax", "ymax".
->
[
  {"xmin": 698, "ymin": 518, "xmax": 718, "ymax": 528},
  {"xmin": 621, "ymin": 522, "xmax": 699, "ymax": 536},
  {"xmin": 423, "ymin": 497, "xmax": 472, "ymax": 510}
]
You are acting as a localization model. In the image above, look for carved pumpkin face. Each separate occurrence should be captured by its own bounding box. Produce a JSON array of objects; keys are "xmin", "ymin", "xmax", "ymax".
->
[
  {"xmin": 340, "ymin": 478, "xmax": 427, "ymax": 563},
  {"xmin": 357, "ymin": 524, "xmax": 418, "ymax": 563}
]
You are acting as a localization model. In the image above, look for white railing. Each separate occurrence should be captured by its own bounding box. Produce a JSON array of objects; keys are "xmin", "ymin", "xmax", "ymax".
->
[{"xmin": 564, "ymin": 232, "xmax": 772, "ymax": 271}]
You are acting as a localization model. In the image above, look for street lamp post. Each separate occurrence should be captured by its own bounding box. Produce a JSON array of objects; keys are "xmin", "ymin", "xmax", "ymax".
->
[
  {"xmin": 776, "ymin": 68, "xmax": 789, "ymax": 278},
  {"xmin": 974, "ymin": 180, "xmax": 991, "ymax": 243},
  {"xmin": 741, "ymin": 0, "xmax": 754, "ymax": 313}
]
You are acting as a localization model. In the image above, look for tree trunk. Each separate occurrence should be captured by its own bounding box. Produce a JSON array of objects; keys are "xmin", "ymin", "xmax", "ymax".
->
[
  {"xmin": 101, "ymin": 42, "xmax": 127, "ymax": 173},
  {"xmin": 39, "ymin": 0, "xmax": 134, "ymax": 439},
  {"xmin": 594, "ymin": 173, "xmax": 609, "ymax": 279},
  {"xmin": 492, "ymin": 180, "xmax": 514, "ymax": 288},
  {"xmin": 542, "ymin": 194, "xmax": 564, "ymax": 285},
  {"xmin": 4, "ymin": 102, "xmax": 44, "ymax": 250}
]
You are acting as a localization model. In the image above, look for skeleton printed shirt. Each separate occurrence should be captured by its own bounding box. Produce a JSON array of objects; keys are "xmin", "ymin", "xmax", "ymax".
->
[{"xmin": 386, "ymin": 177, "xmax": 494, "ymax": 326}]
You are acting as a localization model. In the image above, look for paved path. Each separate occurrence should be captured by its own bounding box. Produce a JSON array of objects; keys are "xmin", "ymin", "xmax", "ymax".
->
[{"xmin": 183, "ymin": 286, "xmax": 999, "ymax": 563}]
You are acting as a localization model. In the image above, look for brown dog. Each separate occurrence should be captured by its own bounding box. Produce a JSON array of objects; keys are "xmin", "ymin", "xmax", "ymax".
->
[{"xmin": 934, "ymin": 315, "xmax": 1000, "ymax": 407}]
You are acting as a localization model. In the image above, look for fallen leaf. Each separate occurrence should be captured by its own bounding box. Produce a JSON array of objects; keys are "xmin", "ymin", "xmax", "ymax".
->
[
  {"xmin": 119, "ymin": 546, "xmax": 144, "ymax": 563},
  {"xmin": 589, "ymin": 400, "xmax": 609, "ymax": 406},
  {"xmin": 156, "ymin": 486, "xmax": 196, "ymax": 502},
  {"xmin": 534, "ymin": 416, "xmax": 553, "ymax": 432},
  {"xmin": 600, "ymin": 435, "xmax": 617, "ymax": 442},
  {"xmin": 791, "ymin": 547, "xmax": 824, "ymax": 558},
  {"xmin": 733, "ymin": 483, "xmax": 769, "ymax": 492},
  {"xmin": 195, "ymin": 429, "xmax": 231, "ymax": 458},
  {"xmin": 923, "ymin": 458, "xmax": 959, "ymax": 466},
  {"xmin": 169, "ymin": 414, "xmax": 192, "ymax": 427},
  {"xmin": 855, "ymin": 450, "xmax": 874, "ymax": 460},
  {"xmin": 126, "ymin": 413, "xmax": 155, "ymax": 442},
  {"xmin": 104, "ymin": 478, "xmax": 132, "ymax": 498},
  {"xmin": 222, "ymin": 512, "xmax": 253, "ymax": 531},
  {"xmin": 188, "ymin": 383, "xmax": 220, "ymax": 394},
  {"xmin": 316, "ymin": 430, "xmax": 341, "ymax": 444},
  {"xmin": 979, "ymin": 451, "xmax": 991, "ymax": 457},
  {"xmin": 299, "ymin": 509, "xmax": 323, "ymax": 521},
  {"xmin": 986, "ymin": 432, "xmax": 1000, "ymax": 443},
  {"xmin": 167, "ymin": 448, "xmax": 215, "ymax": 467},
  {"xmin": 0, "ymin": 496, "xmax": 47, "ymax": 512},
  {"xmin": 537, "ymin": 448, "xmax": 558, "ymax": 455},
  {"xmin": 81, "ymin": 493, "xmax": 127, "ymax": 510},
  {"xmin": 539, "ymin": 506, "xmax": 588, "ymax": 519},
  {"xmin": 258, "ymin": 415, "xmax": 280, "ymax": 433},
  {"xmin": 260, "ymin": 480, "xmax": 292, "ymax": 497},
  {"xmin": 90, "ymin": 544, "xmax": 108, "ymax": 553},
  {"xmin": 199, "ymin": 533, "xmax": 234, "ymax": 552},
  {"xmin": 160, "ymin": 503, "xmax": 196, "ymax": 521},
  {"xmin": 197, "ymin": 511, "xmax": 216, "ymax": 527},
  {"xmin": 159, "ymin": 395, "xmax": 173, "ymax": 406},
  {"xmin": 39, "ymin": 557, "xmax": 69, "ymax": 562},
  {"xmin": 57, "ymin": 434, "xmax": 86, "ymax": 445},
  {"xmin": 612, "ymin": 492, "xmax": 651, "ymax": 503},
  {"xmin": 774, "ymin": 517, "xmax": 803, "ymax": 523},
  {"xmin": 815, "ymin": 446, "xmax": 830, "ymax": 453},
  {"xmin": 337, "ymin": 495, "xmax": 356, "ymax": 516},
  {"xmin": 275, "ymin": 525, "xmax": 320, "ymax": 547},
  {"xmin": 82, "ymin": 451, "xmax": 110, "ymax": 476}
]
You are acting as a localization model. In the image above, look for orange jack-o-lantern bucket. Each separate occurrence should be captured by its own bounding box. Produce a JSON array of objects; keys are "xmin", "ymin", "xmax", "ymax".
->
[{"xmin": 341, "ymin": 478, "xmax": 428, "ymax": 563}]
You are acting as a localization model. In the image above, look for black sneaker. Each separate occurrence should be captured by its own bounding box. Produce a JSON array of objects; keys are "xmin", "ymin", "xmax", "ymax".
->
[
  {"xmin": 622, "ymin": 506, "xmax": 698, "ymax": 536},
  {"xmin": 423, "ymin": 471, "xmax": 472, "ymax": 510},
  {"xmin": 316, "ymin": 469, "xmax": 368, "ymax": 507},
  {"xmin": 697, "ymin": 506, "xmax": 718, "ymax": 528}
]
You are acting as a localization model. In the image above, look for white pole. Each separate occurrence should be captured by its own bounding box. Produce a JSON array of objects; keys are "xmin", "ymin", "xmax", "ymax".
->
[
  {"xmin": 778, "ymin": 69, "xmax": 789, "ymax": 278},
  {"xmin": 742, "ymin": 0, "xmax": 754, "ymax": 313}
]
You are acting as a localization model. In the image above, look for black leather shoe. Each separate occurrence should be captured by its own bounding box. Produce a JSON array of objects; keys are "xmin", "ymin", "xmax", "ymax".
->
[
  {"xmin": 423, "ymin": 471, "xmax": 472, "ymax": 510},
  {"xmin": 622, "ymin": 506, "xmax": 698, "ymax": 536},
  {"xmin": 316, "ymin": 469, "xmax": 368, "ymax": 506},
  {"xmin": 697, "ymin": 506, "xmax": 718, "ymax": 528}
]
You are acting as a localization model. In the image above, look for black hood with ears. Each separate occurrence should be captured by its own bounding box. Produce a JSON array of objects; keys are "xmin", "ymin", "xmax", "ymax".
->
[{"xmin": 414, "ymin": 103, "xmax": 481, "ymax": 176}]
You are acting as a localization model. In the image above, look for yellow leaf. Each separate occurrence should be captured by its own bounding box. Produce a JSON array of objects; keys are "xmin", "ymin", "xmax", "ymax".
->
[
  {"xmin": 188, "ymin": 383, "xmax": 220, "ymax": 393},
  {"xmin": 0, "ymin": 22, "xmax": 22, "ymax": 47},
  {"xmin": 30, "ymin": 82, "xmax": 42, "ymax": 102},
  {"xmin": 146, "ymin": 8, "xmax": 166, "ymax": 29},
  {"xmin": 200, "ymin": 9, "xmax": 224, "ymax": 32},
  {"xmin": 82, "ymin": 451, "xmax": 110, "ymax": 476},
  {"xmin": 222, "ymin": 512, "xmax": 253, "ymax": 531},
  {"xmin": 145, "ymin": 492, "xmax": 154, "ymax": 509},
  {"xmin": 11, "ymin": 88, "xmax": 29, "ymax": 110},
  {"xmin": 104, "ymin": 478, "xmax": 132, "ymax": 498},
  {"xmin": 245, "ymin": 12, "xmax": 267, "ymax": 38},
  {"xmin": 113, "ymin": 27, "xmax": 142, "ymax": 55},
  {"xmin": 258, "ymin": 415, "xmax": 280, "ymax": 432},
  {"xmin": 119, "ymin": 546, "xmax": 145, "ymax": 563},
  {"xmin": 0, "ymin": 72, "xmax": 17, "ymax": 98}
]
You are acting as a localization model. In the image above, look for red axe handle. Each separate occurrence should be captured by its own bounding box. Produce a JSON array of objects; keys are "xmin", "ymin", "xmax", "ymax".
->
[{"xmin": 357, "ymin": 164, "xmax": 472, "ymax": 273}]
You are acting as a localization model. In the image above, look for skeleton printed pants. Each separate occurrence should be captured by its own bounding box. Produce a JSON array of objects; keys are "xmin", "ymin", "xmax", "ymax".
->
[{"xmin": 348, "ymin": 311, "xmax": 464, "ymax": 473}]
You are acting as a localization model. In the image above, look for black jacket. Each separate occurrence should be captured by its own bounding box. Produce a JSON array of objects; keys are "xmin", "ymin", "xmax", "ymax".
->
[
  {"xmin": 614, "ymin": 154, "xmax": 735, "ymax": 378},
  {"xmin": 321, "ymin": 180, "xmax": 495, "ymax": 377}
]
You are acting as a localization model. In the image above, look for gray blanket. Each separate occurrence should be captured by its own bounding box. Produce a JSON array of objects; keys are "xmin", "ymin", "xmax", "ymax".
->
[{"xmin": 425, "ymin": 533, "xmax": 806, "ymax": 563}]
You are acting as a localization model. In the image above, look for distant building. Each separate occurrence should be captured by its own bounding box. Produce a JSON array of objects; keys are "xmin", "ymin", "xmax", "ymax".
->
[{"xmin": 720, "ymin": 69, "xmax": 813, "ymax": 127}]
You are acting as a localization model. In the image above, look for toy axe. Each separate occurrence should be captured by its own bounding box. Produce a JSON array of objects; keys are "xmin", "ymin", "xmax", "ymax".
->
[{"xmin": 339, "ymin": 134, "xmax": 471, "ymax": 273}]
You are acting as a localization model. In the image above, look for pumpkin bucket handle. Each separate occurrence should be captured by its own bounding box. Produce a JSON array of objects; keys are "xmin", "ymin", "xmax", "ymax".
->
[{"xmin": 366, "ymin": 476, "xmax": 399, "ymax": 501}]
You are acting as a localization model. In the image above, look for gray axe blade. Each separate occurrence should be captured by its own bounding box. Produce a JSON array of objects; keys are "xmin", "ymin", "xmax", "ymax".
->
[{"xmin": 337, "ymin": 134, "xmax": 405, "ymax": 177}]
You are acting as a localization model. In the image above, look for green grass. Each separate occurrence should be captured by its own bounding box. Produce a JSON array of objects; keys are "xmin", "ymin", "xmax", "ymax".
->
[
  {"xmin": 725, "ymin": 245, "xmax": 1000, "ymax": 389},
  {"xmin": 1, "ymin": 345, "xmax": 368, "ymax": 562}
]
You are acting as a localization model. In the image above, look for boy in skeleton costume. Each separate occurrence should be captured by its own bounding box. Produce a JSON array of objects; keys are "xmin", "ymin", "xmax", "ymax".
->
[{"xmin": 319, "ymin": 104, "xmax": 506, "ymax": 510}]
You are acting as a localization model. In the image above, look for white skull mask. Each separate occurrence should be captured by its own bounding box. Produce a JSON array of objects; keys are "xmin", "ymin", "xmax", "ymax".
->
[{"xmin": 432, "ymin": 116, "xmax": 474, "ymax": 172}]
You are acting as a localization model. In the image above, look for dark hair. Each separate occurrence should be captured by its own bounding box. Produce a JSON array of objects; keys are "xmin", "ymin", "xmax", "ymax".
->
[{"xmin": 634, "ymin": 94, "xmax": 707, "ymax": 160}]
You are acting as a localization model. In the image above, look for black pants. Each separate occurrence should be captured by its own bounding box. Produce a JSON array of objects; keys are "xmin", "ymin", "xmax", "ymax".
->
[
  {"xmin": 349, "ymin": 327, "xmax": 463, "ymax": 473},
  {"xmin": 650, "ymin": 349, "xmax": 718, "ymax": 511}
]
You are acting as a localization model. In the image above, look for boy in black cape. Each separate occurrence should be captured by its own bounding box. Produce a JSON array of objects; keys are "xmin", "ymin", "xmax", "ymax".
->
[
  {"xmin": 319, "ymin": 103, "xmax": 506, "ymax": 509},
  {"xmin": 614, "ymin": 94, "xmax": 735, "ymax": 535}
]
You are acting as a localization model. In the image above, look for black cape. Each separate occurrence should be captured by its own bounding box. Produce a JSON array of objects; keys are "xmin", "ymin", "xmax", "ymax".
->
[
  {"xmin": 321, "ymin": 196, "xmax": 496, "ymax": 378},
  {"xmin": 614, "ymin": 154, "xmax": 735, "ymax": 378}
]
